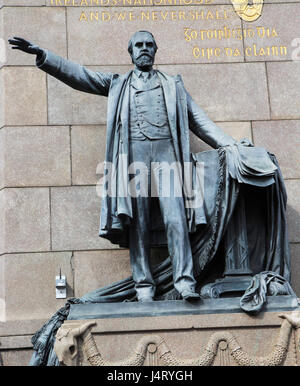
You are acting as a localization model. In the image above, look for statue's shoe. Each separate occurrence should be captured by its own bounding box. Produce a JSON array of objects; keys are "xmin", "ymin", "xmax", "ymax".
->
[{"xmin": 181, "ymin": 290, "xmax": 200, "ymax": 301}]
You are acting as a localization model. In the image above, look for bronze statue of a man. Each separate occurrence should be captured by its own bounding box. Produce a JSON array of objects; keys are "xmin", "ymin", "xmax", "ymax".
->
[{"xmin": 9, "ymin": 31, "xmax": 239, "ymax": 302}]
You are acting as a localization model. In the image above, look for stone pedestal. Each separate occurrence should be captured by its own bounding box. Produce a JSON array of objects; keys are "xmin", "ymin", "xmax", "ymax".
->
[{"xmin": 53, "ymin": 299, "xmax": 300, "ymax": 366}]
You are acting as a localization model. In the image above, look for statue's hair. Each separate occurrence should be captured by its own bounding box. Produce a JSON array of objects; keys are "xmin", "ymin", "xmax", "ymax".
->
[{"xmin": 128, "ymin": 31, "xmax": 158, "ymax": 55}]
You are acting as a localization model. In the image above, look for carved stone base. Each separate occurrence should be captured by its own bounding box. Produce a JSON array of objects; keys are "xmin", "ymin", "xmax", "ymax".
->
[{"xmin": 54, "ymin": 301, "xmax": 300, "ymax": 366}]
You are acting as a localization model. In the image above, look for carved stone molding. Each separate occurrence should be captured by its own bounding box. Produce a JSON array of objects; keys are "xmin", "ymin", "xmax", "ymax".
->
[{"xmin": 54, "ymin": 312, "xmax": 300, "ymax": 366}]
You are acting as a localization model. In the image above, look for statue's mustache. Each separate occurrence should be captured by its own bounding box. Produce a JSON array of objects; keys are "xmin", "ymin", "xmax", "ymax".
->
[{"xmin": 137, "ymin": 53, "xmax": 153, "ymax": 59}]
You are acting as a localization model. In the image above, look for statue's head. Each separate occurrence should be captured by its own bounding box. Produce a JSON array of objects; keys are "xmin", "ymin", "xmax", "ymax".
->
[{"xmin": 128, "ymin": 31, "xmax": 157, "ymax": 70}]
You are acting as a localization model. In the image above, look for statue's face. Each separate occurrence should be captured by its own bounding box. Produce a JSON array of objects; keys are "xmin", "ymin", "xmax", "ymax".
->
[{"xmin": 130, "ymin": 32, "xmax": 156, "ymax": 69}]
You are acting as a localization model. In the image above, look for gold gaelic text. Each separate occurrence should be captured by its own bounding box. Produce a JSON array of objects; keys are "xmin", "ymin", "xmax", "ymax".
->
[
  {"xmin": 192, "ymin": 44, "xmax": 287, "ymax": 60},
  {"xmin": 184, "ymin": 26, "xmax": 279, "ymax": 42},
  {"xmin": 244, "ymin": 44, "xmax": 287, "ymax": 57}
]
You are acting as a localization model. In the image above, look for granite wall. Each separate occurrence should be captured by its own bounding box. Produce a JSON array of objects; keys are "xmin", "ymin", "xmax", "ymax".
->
[{"xmin": 0, "ymin": 0, "xmax": 299, "ymax": 365}]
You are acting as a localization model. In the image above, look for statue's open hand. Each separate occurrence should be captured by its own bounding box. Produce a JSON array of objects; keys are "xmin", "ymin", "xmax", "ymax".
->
[{"xmin": 8, "ymin": 37, "xmax": 43, "ymax": 56}]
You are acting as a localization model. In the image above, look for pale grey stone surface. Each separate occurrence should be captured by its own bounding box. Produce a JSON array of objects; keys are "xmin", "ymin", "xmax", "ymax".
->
[
  {"xmin": 0, "ymin": 252, "xmax": 73, "ymax": 321},
  {"xmin": 0, "ymin": 126, "xmax": 71, "ymax": 187},
  {"xmin": 285, "ymin": 179, "xmax": 300, "ymax": 243},
  {"xmin": 0, "ymin": 349, "xmax": 33, "ymax": 367},
  {"xmin": 0, "ymin": 188, "xmax": 50, "ymax": 254},
  {"xmin": 0, "ymin": 335, "xmax": 32, "ymax": 350},
  {"xmin": 0, "ymin": 247, "xmax": 4, "ymax": 301},
  {"xmin": 2, "ymin": 6, "xmax": 66, "ymax": 66},
  {"xmin": 267, "ymin": 62, "xmax": 300, "ymax": 120},
  {"xmin": 264, "ymin": 0, "xmax": 300, "ymax": 3},
  {"xmin": 1, "ymin": 67, "xmax": 47, "ymax": 126},
  {"xmin": 47, "ymin": 73, "xmax": 107, "ymax": 125},
  {"xmin": 0, "ymin": 318, "xmax": 47, "ymax": 336},
  {"xmin": 71, "ymin": 125, "xmax": 106, "ymax": 185},
  {"xmin": 190, "ymin": 121, "xmax": 252, "ymax": 153},
  {"xmin": 160, "ymin": 63, "xmax": 270, "ymax": 121},
  {"xmin": 1, "ymin": 0, "xmax": 45, "ymax": 6},
  {"xmin": 73, "ymin": 250, "xmax": 131, "ymax": 298},
  {"xmin": 252, "ymin": 120, "xmax": 300, "ymax": 179},
  {"xmin": 290, "ymin": 243, "xmax": 300, "ymax": 297},
  {"xmin": 0, "ymin": 190, "xmax": 4, "ymax": 255},
  {"xmin": 0, "ymin": 70, "xmax": 4, "ymax": 127},
  {"xmin": 218, "ymin": 121, "xmax": 252, "ymax": 141},
  {"xmin": 47, "ymin": 66, "xmax": 131, "ymax": 125},
  {"xmin": 205, "ymin": 0, "xmax": 300, "ymax": 3},
  {"xmin": 0, "ymin": 128, "xmax": 4, "ymax": 189},
  {"xmin": 51, "ymin": 186, "xmax": 116, "ymax": 251}
]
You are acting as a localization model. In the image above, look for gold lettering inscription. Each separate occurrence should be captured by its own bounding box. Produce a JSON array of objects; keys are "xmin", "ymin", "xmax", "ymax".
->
[
  {"xmin": 192, "ymin": 44, "xmax": 287, "ymax": 61},
  {"xmin": 245, "ymin": 43, "xmax": 287, "ymax": 57},
  {"xmin": 193, "ymin": 46, "xmax": 224, "ymax": 60},
  {"xmin": 90, "ymin": 11, "xmax": 99, "ymax": 20},
  {"xmin": 141, "ymin": 11, "xmax": 150, "ymax": 20},
  {"xmin": 78, "ymin": 9, "xmax": 230, "ymax": 21},
  {"xmin": 184, "ymin": 26, "xmax": 279, "ymax": 42},
  {"xmin": 116, "ymin": 11, "xmax": 127, "ymax": 20},
  {"xmin": 79, "ymin": 10, "xmax": 88, "ymax": 20},
  {"xmin": 129, "ymin": 11, "xmax": 135, "ymax": 20}
]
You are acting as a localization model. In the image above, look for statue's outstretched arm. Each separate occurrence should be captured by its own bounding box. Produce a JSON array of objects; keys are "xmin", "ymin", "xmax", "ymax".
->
[{"xmin": 8, "ymin": 36, "xmax": 112, "ymax": 96}]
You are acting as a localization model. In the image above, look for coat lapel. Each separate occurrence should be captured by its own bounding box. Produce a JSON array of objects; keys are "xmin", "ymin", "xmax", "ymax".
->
[
  {"xmin": 120, "ymin": 75, "xmax": 130, "ymax": 138},
  {"xmin": 105, "ymin": 71, "xmax": 132, "ymax": 160},
  {"xmin": 107, "ymin": 71, "xmax": 132, "ymax": 131},
  {"xmin": 157, "ymin": 70, "xmax": 182, "ymax": 167},
  {"xmin": 157, "ymin": 71, "xmax": 177, "ymax": 136}
]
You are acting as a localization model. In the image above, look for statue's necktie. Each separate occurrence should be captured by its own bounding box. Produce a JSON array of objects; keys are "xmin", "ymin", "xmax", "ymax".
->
[{"xmin": 141, "ymin": 72, "xmax": 149, "ymax": 83}]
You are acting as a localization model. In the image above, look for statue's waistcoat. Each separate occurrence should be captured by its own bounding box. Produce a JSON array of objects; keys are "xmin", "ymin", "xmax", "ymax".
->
[{"xmin": 129, "ymin": 73, "xmax": 171, "ymax": 140}]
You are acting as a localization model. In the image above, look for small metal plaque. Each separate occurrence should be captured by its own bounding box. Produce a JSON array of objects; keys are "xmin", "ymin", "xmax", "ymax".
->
[{"xmin": 56, "ymin": 275, "xmax": 67, "ymax": 299}]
